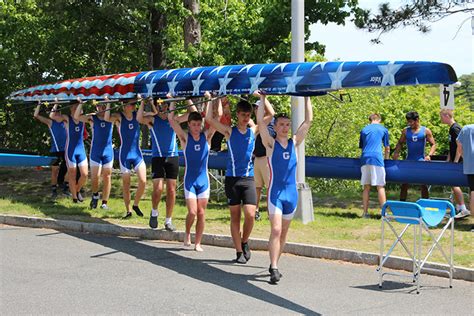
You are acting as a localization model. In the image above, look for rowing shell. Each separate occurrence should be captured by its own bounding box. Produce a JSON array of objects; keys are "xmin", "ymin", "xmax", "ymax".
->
[{"xmin": 9, "ymin": 61, "xmax": 457, "ymax": 101}]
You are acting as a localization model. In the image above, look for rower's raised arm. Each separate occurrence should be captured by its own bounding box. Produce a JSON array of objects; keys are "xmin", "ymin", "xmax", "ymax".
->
[
  {"xmin": 257, "ymin": 94, "xmax": 274, "ymax": 150},
  {"xmin": 33, "ymin": 102, "xmax": 53, "ymax": 127},
  {"xmin": 205, "ymin": 92, "xmax": 231, "ymax": 138},
  {"xmin": 73, "ymin": 99, "xmax": 91, "ymax": 123},
  {"xmin": 167, "ymin": 100, "xmax": 187, "ymax": 145},
  {"xmin": 294, "ymin": 96, "xmax": 313, "ymax": 146}
]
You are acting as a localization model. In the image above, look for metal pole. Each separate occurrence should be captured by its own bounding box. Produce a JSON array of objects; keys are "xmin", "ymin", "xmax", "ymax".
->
[{"xmin": 291, "ymin": 0, "xmax": 314, "ymax": 223}]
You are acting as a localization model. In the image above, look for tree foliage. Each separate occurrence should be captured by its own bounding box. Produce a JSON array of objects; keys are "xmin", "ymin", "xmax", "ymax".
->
[
  {"xmin": 457, "ymin": 74, "xmax": 474, "ymax": 110},
  {"xmin": 1, "ymin": 0, "xmax": 470, "ymax": 197},
  {"xmin": 0, "ymin": 0, "xmax": 364, "ymax": 152},
  {"xmin": 354, "ymin": 0, "xmax": 474, "ymax": 43}
]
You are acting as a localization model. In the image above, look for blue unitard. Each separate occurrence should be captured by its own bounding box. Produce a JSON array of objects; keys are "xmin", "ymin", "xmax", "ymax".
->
[
  {"xmin": 118, "ymin": 112, "xmax": 143, "ymax": 173},
  {"xmin": 406, "ymin": 126, "xmax": 426, "ymax": 161},
  {"xmin": 65, "ymin": 115, "xmax": 87, "ymax": 168},
  {"xmin": 90, "ymin": 115, "xmax": 114, "ymax": 168},
  {"xmin": 183, "ymin": 133, "xmax": 209, "ymax": 199},
  {"xmin": 267, "ymin": 139, "xmax": 298, "ymax": 220}
]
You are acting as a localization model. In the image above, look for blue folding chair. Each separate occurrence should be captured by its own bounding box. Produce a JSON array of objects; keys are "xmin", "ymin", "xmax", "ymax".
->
[{"xmin": 378, "ymin": 199, "xmax": 455, "ymax": 293}]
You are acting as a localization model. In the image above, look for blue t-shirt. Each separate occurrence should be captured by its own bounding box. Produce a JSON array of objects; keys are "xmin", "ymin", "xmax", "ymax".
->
[
  {"xmin": 226, "ymin": 126, "xmax": 255, "ymax": 177},
  {"xmin": 359, "ymin": 123, "xmax": 390, "ymax": 167},
  {"xmin": 49, "ymin": 120, "xmax": 66, "ymax": 153},
  {"xmin": 150, "ymin": 116, "xmax": 178, "ymax": 157},
  {"xmin": 457, "ymin": 124, "xmax": 474, "ymax": 175}
]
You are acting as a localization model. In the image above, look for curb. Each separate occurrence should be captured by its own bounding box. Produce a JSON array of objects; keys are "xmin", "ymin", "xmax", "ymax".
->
[{"xmin": 1, "ymin": 214, "xmax": 472, "ymax": 282}]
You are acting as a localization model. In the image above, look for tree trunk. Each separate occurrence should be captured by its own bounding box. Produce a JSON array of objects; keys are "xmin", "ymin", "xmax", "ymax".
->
[
  {"xmin": 142, "ymin": 6, "xmax": 168, "ymax": 149},
  {"xmin": 183, "ymin": 0, "xmax": 201, "ymax": 49},
  {"xmin": 148, "ymin": 6, "xmax": 167, "ymax": 69}
]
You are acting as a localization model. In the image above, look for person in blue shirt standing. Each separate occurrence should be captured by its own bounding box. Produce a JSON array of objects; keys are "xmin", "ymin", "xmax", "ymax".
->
[
  {"xmin": 74, "ymin": 100, "xmax": 114, "ymax": 210},
  {"xmin": 34, "ymin": 101, "xmax": 68, "ymax": 199},
  {"xmin": 393, "ymin": 111, "xmax": 436, "ymax": 201},
  {"xmin": 454, "ymin": 124, "xmax": 473, "ymax": 218},
  {"xmin": 359, "ymin": 113, "xmax": 390, "ymax": 218},
  {"xmin": 257, "ymin": 93, "xmax": 313, "ymax": 284}
]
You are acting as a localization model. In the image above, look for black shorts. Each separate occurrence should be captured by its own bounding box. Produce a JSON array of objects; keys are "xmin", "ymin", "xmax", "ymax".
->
[
  {"xmin": 468, "ymin": 175, "xmax": 474, "ymax": 193},
  {"xmin": 151, "ymin": 156, "xmax": 179, "ymax": 180},
  {"xmin": 51, "ymin": 151, "xmax": 65, "ymax": 166},
  {"xmin": 225, "ymin": 176, "xmax": 257, "ymax": 206}
]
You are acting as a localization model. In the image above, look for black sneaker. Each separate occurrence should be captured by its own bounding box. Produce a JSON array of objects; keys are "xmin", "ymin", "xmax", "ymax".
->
[
  {"xmin": 234, "ymin": 252, "xmax": 247, "ymax": 264},
  {"xmin": 149, "ymin": 213, "xmax": 158, "ymax": 229},
  {"xmin": 77, "ymin": 192, "xmax": 84, "ymax": 203},
  {"xmin": 242, "ymin": 242, "xmax": 251, "ymax": 261},
  {"xmin": 164, "ymin": 222, "xmax": 176, "ymax": 231},
  {"xmin": 51, "ymin": 190, "xmax": 58, "ymax": 199},
  {"xmin": 122, "ymin": 212, "xmax": 132, "ymax": 219},
  {"xmin": 269, "ymin": 265, "xmax": 283, "ymax": 277},
  {"xmin": 90, "ymin": 197, "xmax": 99, "ymax": 209},
  {"xmin": 270, "ymin": 268, "xmax": 281, "ymax": 284},
  {"xmin": 255, "ymin": 210, "xmax": 261, "ymax": 221},
  {"xmin": 132, "ymin": 205, "xmax": 143, "ymax": 217},
  {"xmin": 62, "ymin": 184, "xmax": 72, "ymax": 197}
]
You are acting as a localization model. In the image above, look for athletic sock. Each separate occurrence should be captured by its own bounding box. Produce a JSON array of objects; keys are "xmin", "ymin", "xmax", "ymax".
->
[
  {"xmin": 151, "ymin": 208, "xmax": 158, "ymax": 217},
  {"xmin": 93, "ymin": 192, "xmax": 99, "ymax": 199},
  {"xmin": 458, "ymin": 204, "xmax": 467, "ymax": 211},
  {"xmin": 165, "ymin": 217, "xmax": 172, "ymax": 225}
]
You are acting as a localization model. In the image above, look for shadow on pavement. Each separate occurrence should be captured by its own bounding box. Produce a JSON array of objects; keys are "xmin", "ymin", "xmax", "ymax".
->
[{"xmin": 62, "ymin": 231, "xmax": 321, "ymax": 315}]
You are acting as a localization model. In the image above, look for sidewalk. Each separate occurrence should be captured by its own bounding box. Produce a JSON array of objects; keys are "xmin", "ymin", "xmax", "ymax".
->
[{"xmin": 1, "ymin": 214, "xmax": 473, "ymax": 282}]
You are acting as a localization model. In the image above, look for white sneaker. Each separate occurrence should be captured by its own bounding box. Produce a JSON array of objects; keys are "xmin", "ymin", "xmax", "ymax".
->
[
  {"xmin": 454, "ymin": 209, "xmax": 471, "ymax": 219},
  {"xmin": 100, "ymin": 204, "xmax": 109, "ymax": 210}
]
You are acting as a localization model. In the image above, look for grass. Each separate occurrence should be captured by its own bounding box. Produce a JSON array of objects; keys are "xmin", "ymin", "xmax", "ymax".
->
[{"xmin": 0, "ymin": 167, "xmax": 473, "ymax": 268}]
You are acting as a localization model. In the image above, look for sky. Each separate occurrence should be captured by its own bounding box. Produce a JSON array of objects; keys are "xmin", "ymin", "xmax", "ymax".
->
[{"xmin": 309, "ymin": 0, "xmax": 473, "ymax": 76}]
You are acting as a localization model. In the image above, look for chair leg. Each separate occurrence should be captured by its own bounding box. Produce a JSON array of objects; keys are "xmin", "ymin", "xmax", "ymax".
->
[
  {"xmin": 417, "ymin": 218, "xmax": 422, "ymax": 294},
  {"xmin": 378, "ymin": 218, "xmax": 385, "ymax": 288},
  {"xmin": 450, "ymin": 218, "xmax": 454, "ymax": 288},
  {"xmin": 413, "ymin": 224, "xmax": 417, "ymax": 283}
]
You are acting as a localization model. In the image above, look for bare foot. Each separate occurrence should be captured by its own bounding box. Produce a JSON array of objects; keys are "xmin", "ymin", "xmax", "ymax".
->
[
  {"xmin": 184, "ymin": 235, "xmax": 191, "ymax": 247},
  {"xmin": 194, "ymin": 244, "xmax": 203, "ymax": 252}
]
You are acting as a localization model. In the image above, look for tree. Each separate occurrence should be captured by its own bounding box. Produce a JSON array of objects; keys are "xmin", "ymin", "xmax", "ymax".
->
[
  {"xmin": 456, "ymin": 74, "xmax": 474, "ymax": 110},
  {"xmin": 183, "ymin": 0, "xmax": 201, "ymax": 50},
  {"xmin": 0, "ymin": 0, "xmax": 366, "ymax": 152},
  {"xmin": 354, "ymin": 0, "xmax": 474, "ymax": 43}
]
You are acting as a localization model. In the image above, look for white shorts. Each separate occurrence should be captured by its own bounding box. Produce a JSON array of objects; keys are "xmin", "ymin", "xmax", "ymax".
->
[{"xmin": 360, "ymin": 165, "xmax": 386, "ymax": 186}]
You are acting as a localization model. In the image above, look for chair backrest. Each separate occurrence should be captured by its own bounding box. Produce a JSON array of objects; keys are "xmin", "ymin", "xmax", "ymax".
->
[
  {"xmin": 381, "ymin": 201, "xmax": 422, "ymax": 224},
  {"xmin": 416, "ymin": 199, "xmax": 455, "ymax": 227}
]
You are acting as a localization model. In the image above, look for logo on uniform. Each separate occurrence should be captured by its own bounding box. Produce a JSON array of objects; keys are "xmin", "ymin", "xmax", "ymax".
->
[
  {"xmin": 100, "ymin": 122, "xmax": 106, "ymax": 128},
  {"xmin": 283, "ymin": 152, "xmax": 290, "ymax": 160},
  {"xmin": 412, "ymin": 135, "xmax": 418, "ymax": 142},
  {"xmin": 129, "ymin": 123, "xmax": 134, "ymax": 130},
  {"xmin": 75, "ymin": 126, "xmax": 80, "ymax": 132},
  {"xmin": 194, "ymin": 144, "xmax": 201, "ymax": 151}
]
